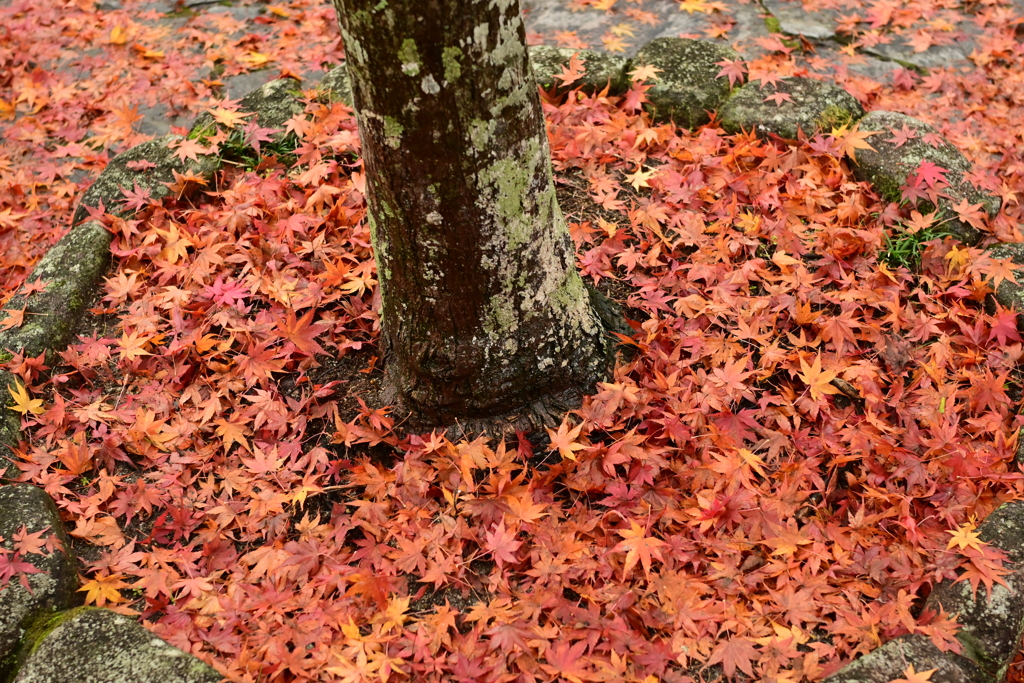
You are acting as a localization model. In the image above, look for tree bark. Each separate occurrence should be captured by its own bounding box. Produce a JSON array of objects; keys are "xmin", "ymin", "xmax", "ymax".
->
[{"xmin": 331, "ymin": 0, "xmax": 613, "ymax": 428}]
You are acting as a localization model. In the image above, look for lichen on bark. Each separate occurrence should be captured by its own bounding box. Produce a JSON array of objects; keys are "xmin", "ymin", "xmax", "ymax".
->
[{"xmin": 331, "ymin": 0, "xmax": 617, "ymax": 429}]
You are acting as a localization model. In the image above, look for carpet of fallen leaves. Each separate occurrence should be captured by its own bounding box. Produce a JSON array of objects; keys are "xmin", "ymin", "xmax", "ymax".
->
[{"xmin": 7, "ymin": 0, "xmax": 1024, "ymax": 681}]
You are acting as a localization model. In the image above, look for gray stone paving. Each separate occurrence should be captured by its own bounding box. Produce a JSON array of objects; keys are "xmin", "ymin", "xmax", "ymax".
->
[
  {"xmin": 521, "ymin": 0, "xmax": 980, "ymax": 77},
  {"xmin": 43, "ymin": 0, "xmax": 1004, "ymax": 161}
]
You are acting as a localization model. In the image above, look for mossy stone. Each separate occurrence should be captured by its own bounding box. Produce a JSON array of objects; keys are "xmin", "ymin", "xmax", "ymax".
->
[
  {"xmin": 0, "ymin": 485, "xmax": 78, "ymax": 681},
  {"xmin": 73, "ymin": 136, "xmax": 220, "ymax": 225},
  {"xmin": 720, "ymin": 77, "xmax": 864, "ymax": 140},
  {"xmin": 854, "ymin": 110, "xmax": 1000, "ymax": 246},
  {"xmin": 0, "ymin": 221, "xmax": 112, "ymax": 362},
  {"xmin": 987, "ymin": 242, "xmax": 1024, "ymax": 326},
  {"xmin": 12, "ymin": 607, "xmax": 221, "ymax": 683},
  {"xmin": 923, "ymin": 501, "xmax": 1024, "ymax": 680},
  {"xmin": 191, "ymin": 77, "xmax": 307, "ymax": 144},
  {"xmin": 823, "ymin": 634, "xmax": 986, "ymax": 683},
  {"xmin": 1017, "ymin": 425, "xmax": 1024, "ymax": 466},
  {"xmin": 528, "ymin": 45, "xmax": 628, "ymax": 94},
  {"xmin": 317, "ymin": 63, "xmax": 355, "ymax": 106},
  {"xmin": 0, "ymin": 370, "xmax": 23, "ymax": 480},
  {"xmin": 629, "ymin": 37, "xmax": 739, "ymax": 128}
]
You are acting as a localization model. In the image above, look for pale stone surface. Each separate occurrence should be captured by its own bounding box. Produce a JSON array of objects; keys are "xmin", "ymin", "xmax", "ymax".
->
[
  {"xmin": 0, "ymin": 370, "xmax": 23, "ymax": 479},
  {"xmin": 521, "ymin": 0, "xmax": 770, "ymax": 58},
  {"xmin": 0, "ymin": 485, "xmax": 78, "ymax": 680},
  {"xmin": 823, "ymin": 634, "xmax": 985, "ymax": 683},
  {"xmin": 763, "ymin": 0, "xmax": 840, "ymax": 41},
  {"xmin": 13, "ymin": 607, "xmax": 221, "ymax": 683},
  {"xmin": 318, "ymin": 63, "xmax": 354, "ymax": 106},
  {"xmin": 861, "ymin": 36, "xmax": 975, "ymax": 72}
]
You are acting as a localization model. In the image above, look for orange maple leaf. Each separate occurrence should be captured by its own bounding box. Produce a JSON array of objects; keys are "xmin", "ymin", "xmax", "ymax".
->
[
  {"xmin": 830, "ymin": 123, "xmax": 877, "ymax": 162},
  {"xmin": 546, "ymin": 418, "xmax": 587, "ymax": 461},
  {"xmin": 613, "ymin": 521, "xmax": 667, "ymax": 578}
]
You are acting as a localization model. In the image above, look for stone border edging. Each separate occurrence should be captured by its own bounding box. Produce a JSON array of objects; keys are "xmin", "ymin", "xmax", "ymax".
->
[
  {"xmin": 0, "ymin": 36, "xmax": 1014, "ymax": 683},
  {"xmin": 824, "ymin": 501, "xmax": 1024, "ymax": 683}
]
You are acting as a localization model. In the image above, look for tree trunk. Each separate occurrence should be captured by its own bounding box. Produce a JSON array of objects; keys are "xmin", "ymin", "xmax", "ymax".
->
[{"xmin": 331, "ymin": 0, "xmax": 613, "ymax": 428}]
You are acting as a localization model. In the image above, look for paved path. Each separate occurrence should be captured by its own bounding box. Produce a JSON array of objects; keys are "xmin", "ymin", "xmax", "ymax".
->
[{"xmin": 38, "ymin": 0, "xmax": 998, "ymax": 140}]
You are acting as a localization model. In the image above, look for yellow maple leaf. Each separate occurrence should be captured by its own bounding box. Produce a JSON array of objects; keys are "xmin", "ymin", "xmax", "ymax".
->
[
  {"xmin": 610, "ymin": 22, "xmax": 636, "ymax": 37},
  {"xmin": 8, "ymin": 381, "xmax": 43, "ymax": 415},
  {"xmin": 377, "ymin": 596, "xmax": 410, "ymax": 634},
  {"xmin": 679, "ymin": 0, "xmax": 712, "ymax": 13},
  {"xmin": 290, "ymin": 485, "xmax": 321, "ymax": 509},
  {"xmin": 797, "ymin": 355, "xmax": 840, "ymax": 402},
  {"xmin": 209, "ymin": 107, "xmax": 253, "ymax": 128},
  {"xmin": 628, "ymin": 63, "xmax": 663, "ymax": 82},
  {"xmin": 135, "ymin": 45, "xmax": 164, "ymax": 59},
  {"xmin": 602, "ymin": 35, "xmax": 629, "ymax": 53},
  {"xmin": 947, "ymin": 521, "xmax": 984, "ymax": 552},
  {"xmin": 109, "ymin": 25, "xmax": 129, "ymax": 45},
  {"xmin": 890, "ymin": 664, "xmax": 937, "ymax": 683},
  {"xmin": 214, "ymin": 417, "xmax": 251, "ymax": 453},
  {"xmin": 944, "ymin": 245, "xmax": 971, "ymax": 275},
  {"xmin": 546, "ymin": 418, "xmax": 587, "ymax": 461},
  {"xmin": 754, "ymin": 623, "xmax": 809, "ymax": 647},
  {"xmin": 239, "ymin": 51, "xmax": 271, "ymax": 67},
  {"xmin": 118, "ymin": 330, "xmax": 153, "ymax": 361},
  {"xmin": 738, "ymin": 448, "xmax": 767, "ymax": 477},
  {"xmin": 625, "ymin": 165, "xmax": 657, "ymax": 191},
  {"xmin": 736, "ymin": 211, "xmax": 761, "ymax": 234}
]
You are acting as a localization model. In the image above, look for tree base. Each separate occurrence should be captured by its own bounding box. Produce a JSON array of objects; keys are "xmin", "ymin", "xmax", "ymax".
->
[{"xmin": 374, "ymin": 288, "xmax": 632, "ymax": 439}]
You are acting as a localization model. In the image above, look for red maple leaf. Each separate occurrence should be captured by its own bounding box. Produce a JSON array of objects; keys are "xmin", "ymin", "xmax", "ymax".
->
[
  {"xmin": 0, "ymin": 549, "xmax": 43, "ymax": 590},
  {"xmin": 613, "ymin": 521, "xmax": 667, "ymax": 578},
  {"xmin": 706, "ymin": 636, "xmax": 759, "ymax": 679},
  {"xmin": 119, "ymin": 181, "xmax": 153, "ymax": 212},
  {"xmin": 909, "ymin": 161, "xmax": 948, "ymax": 189},
  {"xmin": 885, "ymin": 124, "xmax": 919, "ymax": 148},
  {"xmin": 951, "ymin": 198, "xmax": 987, "ymax": 230},
  {"xmin": 539, "ymin": 641, "xmax": 593, "ymax": 683},
  {"xmin": 241, "ymin": 119, "xmax": 279, "ymax": 155},
  {"xmin": 715, "ymin": 58, "xmax": 747, "ymax": 87},
  {"xmin": 763, "ymin": 91, "xmax": 793, "ymax": 107},
  {"xmin": 483, "ymin": 520, "xmax": 522, "ymax": 569}
]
